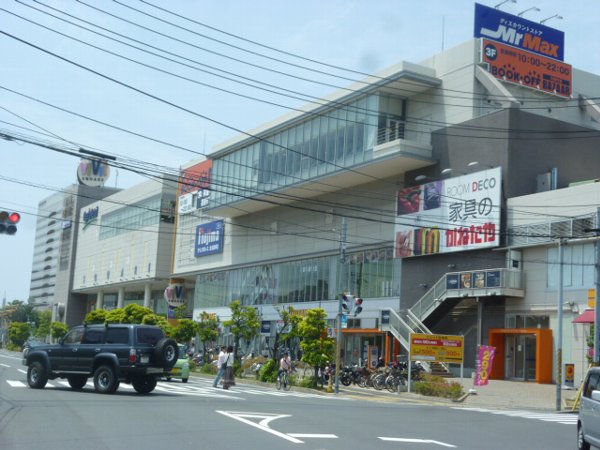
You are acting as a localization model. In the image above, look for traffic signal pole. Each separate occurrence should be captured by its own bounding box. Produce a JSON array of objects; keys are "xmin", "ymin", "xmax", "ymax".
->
[{"xmin": 334, "ymin": 218, "xmax": 347, "ymax": 394}]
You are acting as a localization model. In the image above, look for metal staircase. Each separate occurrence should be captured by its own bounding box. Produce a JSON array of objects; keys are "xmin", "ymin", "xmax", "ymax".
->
[{"xmin": 381, "ymin": 268, "xmax": 525, "ymax": 372}]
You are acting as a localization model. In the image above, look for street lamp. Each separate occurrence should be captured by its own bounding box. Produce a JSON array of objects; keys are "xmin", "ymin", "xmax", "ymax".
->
[
  {"xmin": 518, "ymin": 6, "xmax": 540, "ymax": 16},
  {"xmin": 495, "ymin": 0, "xmax": 516, "ymax": 9},
  {"xmin": 540, "ymin": 14, "xmax": 563, "ymax": 24}
]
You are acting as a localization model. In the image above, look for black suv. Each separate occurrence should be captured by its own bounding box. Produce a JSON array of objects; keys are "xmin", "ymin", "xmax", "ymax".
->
[{"xmin": 22, "ymin": 324, "xmax": 178, "ymax": 394}]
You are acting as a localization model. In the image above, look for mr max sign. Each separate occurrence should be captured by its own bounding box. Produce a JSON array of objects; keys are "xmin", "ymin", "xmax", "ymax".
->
[{"xmin": 394, "ymin": 168, "xmax": 501, "ymax": 258}]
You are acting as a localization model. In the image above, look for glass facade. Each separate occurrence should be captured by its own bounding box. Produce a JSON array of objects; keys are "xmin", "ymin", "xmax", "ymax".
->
[
  {"xmin": 194, "ymin": 247, "xmax": 399, "ymax": 308},
  {"xmin": 547, "ymin": 243, "xmax": 595, "ymax": 289},
  {"xmin": 210, "ymin": 93, "xmax": 406, "ymax": 208}
]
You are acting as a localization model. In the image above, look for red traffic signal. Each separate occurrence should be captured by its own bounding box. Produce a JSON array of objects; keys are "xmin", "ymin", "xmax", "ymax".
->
[
  {"xmin": 341, "ymin": 293, "xmax": 352, "ymax": 312},
  {"xmin": 353, "ymin": 297, "xmax": 363, "ymax": 316},
  {"xmin": 0, "ymin": 210, "xmax": 21, "ymax": 235}
]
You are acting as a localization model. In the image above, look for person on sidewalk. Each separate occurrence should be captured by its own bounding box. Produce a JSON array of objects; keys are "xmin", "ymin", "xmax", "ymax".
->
[
  {"xmin": 223, "ymin": 345, "xmax": 236, "ymax": 390},
  {"xmin": 212, "ymin": 346, "xmax": 226, "ymax": 388}
]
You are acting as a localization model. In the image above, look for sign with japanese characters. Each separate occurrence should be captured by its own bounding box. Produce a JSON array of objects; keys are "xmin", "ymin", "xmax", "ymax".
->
[
  {"xmin": 481, "ymin": 39, "xmax": 572, "ymax": 98},
  {"xmin": 394, "ymin": 168, "xmax": 501, "ymax": 258},
  {"xmin": 410, "ymin": 333, "xmax": 465, "ymax": 364},
  {"xmin": 474, "ymin": 3, "xmax": 564, "ymax": 61},
  {"xmin": 194, "ymin": 220, "xmax": 224, "ymax": 257}
]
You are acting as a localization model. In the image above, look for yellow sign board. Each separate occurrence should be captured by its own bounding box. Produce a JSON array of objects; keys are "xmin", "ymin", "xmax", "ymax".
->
[
  {"xmin": 410, "ymin": 333, "xmax": 465, "ymax": 364},
  {"xmin": 588, "ymin": 289, "xmax": 596, "ymax": 309}
]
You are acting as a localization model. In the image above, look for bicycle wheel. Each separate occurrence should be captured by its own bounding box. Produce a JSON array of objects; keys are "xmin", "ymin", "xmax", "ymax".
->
[
  {"xmin": 373, "ymin": 373, "xmax": 386, "ymax": 390},
  {"xmin": 276, "ymin": 375, "xmax": 282, "ymax": 390},
  {"xmin": 386, "ymin": 375, "xmax": 398, "ymax": 393},
  {"xmin": 283, "ymin": 374, "xmax": 291, "ymax": 391}
]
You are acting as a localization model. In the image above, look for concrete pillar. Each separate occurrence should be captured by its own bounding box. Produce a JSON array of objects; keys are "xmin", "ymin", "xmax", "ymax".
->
[
  {"xmin": 97, "ymin": 291, "xmax": 104, "ymax": 310},
  {"xmin": 117, "ymin": 287, "xmax": 125, "ymax": 309},
  {"xmin": 144, "ymin": 283, "xmax": 152, "ymax": 310}
]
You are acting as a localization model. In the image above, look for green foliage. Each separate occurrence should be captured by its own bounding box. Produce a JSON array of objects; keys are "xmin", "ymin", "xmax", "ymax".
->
[
  {"xmin": 413, "ymin": 374, "xmax": 464, "ymax": 399},
  {"xmin": 7, "ymin": 300, "xmax": 38, "ymax": 325},
  {"xmin": 173, "ymin": 318, "xmax": 199, "ymax": 343},
  {"xmin": 224, "ymin": 300, "xmax": 260, "ymax": 361},
  {"xmin": 270, "ymin": 306, "xmax": 302, "ymax": 360},
  {"xmin": 298, "ymin": 308, "xmax": 335, "ymax": 370},
  {"xmin": 121, "ymin": 304, "xmax": 154, "ymax": 323},
  {"xmin": 259, "ymin": 359, "xmax": 278, "ymax": 383},
  {"xmin": 8, "ymin": 322, "xmax": 30, "ymax": 347},
  {"xmin": 84, "ymin": 309, "xmax": 108, "ymax": 324},
  {"xmin": 35, "ymin": 310, "xmax": 52, "ymax": 340},
  {"xmin": 197, "ymin": 312, "xmax": 219, "ymax": 347},
  {"xmin": 142, "ymin": 314, "xmax": 173, "ymax": 335},
  {"xmin": 105, "ymin": 308, "xmax": 126, "ymax": 323},
  {"xmin": 299, "ymin": 376, "xmax": 319, "ymax": 389},
  {"xmin": 51, "ymin": 322, "xmax": 69, "ymax": 341},
  {"xmin": 199, "ymin": 363, "xmax": 217, "ymax": 374},
  {"xmin": 174, "ymin": 304, "xmax": 189, "ymax": 319}
]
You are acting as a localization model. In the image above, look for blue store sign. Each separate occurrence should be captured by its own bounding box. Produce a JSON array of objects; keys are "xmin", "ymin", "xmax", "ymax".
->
[{"xmin": 195, "ymin": 220, "xmax": 224, "ymax": 257}]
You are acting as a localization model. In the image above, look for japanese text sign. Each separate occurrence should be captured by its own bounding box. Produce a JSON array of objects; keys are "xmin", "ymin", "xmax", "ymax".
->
[
  {"xmin": 474, "ymin": 3, "xmax": 564, "ymax": 61},
  {"xmin": 481, "ymin": 39, "xmax": 572, "ymax": 98},
  {"xmin": 410, "ymin": 333, "xmax": 465, "ymax": 364},
  {"xmin": 474, "ymin": 345, "xmax": 496, "ymax": 386},
  {"xmin": 195, "ymin": 220, "xmax": 224, "ymax": 257},
  {"xmin": 394, "ymin": 167, "xmax": 501, "ymax": 258}
]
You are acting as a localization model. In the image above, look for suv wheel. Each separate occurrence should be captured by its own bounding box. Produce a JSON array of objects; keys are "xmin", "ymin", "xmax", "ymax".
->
[
  {"xmin": 154, "ymin": 338, "xmax": 179, "ymax": 369},
  {"xmin": 578, "ymin": 423, "xmax": 591, "ymax": 450},
  {"xmin": 93, "ymin": 365, "xmax": 119, "ymax": 394},
  {"xmin": 132, "ymin": 376, "xmax": 157, "ymax": 394},
  {"xmin": 27, "ymin": 361, "xmax": 48, "ymax": 389},
  {"xmin": 67, "ymin": 375, "xmax": 88, "ymax": 390}
]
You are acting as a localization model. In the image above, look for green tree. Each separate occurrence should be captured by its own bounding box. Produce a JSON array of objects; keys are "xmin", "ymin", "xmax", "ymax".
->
[
  {"xmin": 197, "ymin": 312, "xmax": 219, "ymax": 357},
  {"xmin": 122, "ymin": 304, "xmax": 154, "ymax": 323},
  {"xmin": 51, "ymin": 322, "xmax": 69, "ymax": 341},
  {"xmin": 105, "ymin": 308, "xmax": 127, "ymax": 323},
  {"xmin": 173, "ymin": 318, "xmax": 198, "ymax": 344},
  {"xmin": 174, "ymin": 304, "xmax": 189, "ymax": 319},
  {"xmin": 35, "ymin": 310, "xmax": 52, "ymax": 341},
  {"xmin": 223, "ymin": 300, "xmax": 260, "ymax": 362},
  {"xmin": 141, "ymin": 313, "xmax": 173, "ymax": 335},
  {"xmin": 8, "ymin": 322, "xmax": 30, "ymax": 347},
  {"xmin": 298, "ymin": 308, "xmax": 335, "ymax": 387},
  {"xmin": 270, "ymin": 306, "xmax": 302, "ymax": 361},
  {"xmin": 8, "ymin": 300, "xmax": 38, "ymax": 327}
]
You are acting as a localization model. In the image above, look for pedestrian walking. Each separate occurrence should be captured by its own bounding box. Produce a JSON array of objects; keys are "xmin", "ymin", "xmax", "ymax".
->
[
  {"xmin": 212, "ymin": 346, "xmax": 226, "ymax": 388},
  {"xmin": 223, "ymin": 345, "xmax": 236, "ymax": 390}
]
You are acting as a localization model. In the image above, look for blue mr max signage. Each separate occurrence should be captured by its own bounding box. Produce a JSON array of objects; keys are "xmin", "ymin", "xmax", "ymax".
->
[
  {"xmin": 195, "ymin": 220, "xmax": 224, "ymax": 257},
  {"xmin": 474, "ymin": 3, "xmax": 564, "ymax": 61}
]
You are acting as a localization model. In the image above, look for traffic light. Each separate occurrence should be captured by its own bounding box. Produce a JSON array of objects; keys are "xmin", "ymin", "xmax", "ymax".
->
[
  {"xmin": 353, "ymin": 297, "xmax": 363, "ymax": 316},
  {"xmin": 341, "ymin": 293, "xmax": 352, "ymax": 312},
  {"xmin": 0, "ymin": 211, "xmax": 20, "ymax": 235}
]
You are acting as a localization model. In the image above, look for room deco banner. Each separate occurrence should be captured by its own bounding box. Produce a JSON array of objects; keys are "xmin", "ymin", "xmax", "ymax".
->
[
  {"xmin": 481, "ymin": 39, "xmax": 572, "ymax": 98},
  {"xmin": 394, "ymin": 168, "xmax": 501, "ymax": 258}
]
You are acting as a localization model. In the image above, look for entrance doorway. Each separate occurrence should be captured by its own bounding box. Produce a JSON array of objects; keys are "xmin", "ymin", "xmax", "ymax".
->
[{"xmin": 505, "ymin": 334, "xmax": 537, "ymax": 381}]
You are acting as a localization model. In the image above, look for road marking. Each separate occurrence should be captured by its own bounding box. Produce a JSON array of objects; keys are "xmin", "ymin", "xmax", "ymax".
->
[
  {"xmin": 18, "ymin": 369, "xmax": 27, "ymax": 374},
  {"xmin": 287, "ymin": 434, "xmax": 337, "ymax": 439},
  {"xmin": 6, "ymin": 380, "xmax": 25, "ymax": 387},
  {"xmin": 0, "ymin": 363, "xmax": 10, "ymax": 367},
  {"xmin": 216, "ymin": 410, "xmax": 303, "ymax": 443},
  {"xmin": 379, "ymin": 437, "xmax": 457, "ymax": 448},
  {"xmin": 455, "ymin": 407, "xmax": 577, "ymax": 425}
]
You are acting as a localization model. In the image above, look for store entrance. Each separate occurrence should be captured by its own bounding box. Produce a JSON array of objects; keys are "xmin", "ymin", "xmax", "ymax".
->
[{"xmin": 505, "ymin": 334, "xmax": 537, "ymax": 381}]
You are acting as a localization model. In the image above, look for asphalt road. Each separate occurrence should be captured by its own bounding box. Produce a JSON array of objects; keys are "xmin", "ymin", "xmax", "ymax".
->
[{"xmin": 0, "ymin": 351, "xmax": 576, "ymax": 450}]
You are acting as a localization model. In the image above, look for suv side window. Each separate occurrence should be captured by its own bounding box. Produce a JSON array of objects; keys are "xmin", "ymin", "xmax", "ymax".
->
[
  {"xmin": 105, "ymin": 328, "xmax": 129, "ymax": 344},
  {"xmin": 584, "ymin": 371, "xmax": 600, "ymax": 398},
  {"xmin": 62, "ymin": 328, "xmax": 84, "ymax": 345},
  {"xmin": 136, "ymin": 328, "xmax": 164, "ymax": 345},
  {"xmin": 82, "ymin": 329, "xmax": 104, "ymax": 344}
]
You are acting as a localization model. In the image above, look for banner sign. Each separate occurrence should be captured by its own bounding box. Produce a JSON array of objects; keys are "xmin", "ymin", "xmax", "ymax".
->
[
  {"xmin": 179, "ymin": 160, "xmax": 212, "ymax": 195},
  {"xmin": 474, "ymin": 3, "xmax": 564, "ymax": 61},
  {"xmin": 410, "ymin": 333, "xmax": 465, "ymax": 364},
  {"xmin": 474, "ymin": 345, "xmax": 496, "ymax": 386},
  {"xmin": 481, "ymin": 39, "xmax": 572, "ymax": 98},
  {"xmin": 395, "ymin": 168, "xmax": 501, "ymax": 258},
  {"xmin": 194, "ymin": 220, "xmax": 224, "ymax": 257}
]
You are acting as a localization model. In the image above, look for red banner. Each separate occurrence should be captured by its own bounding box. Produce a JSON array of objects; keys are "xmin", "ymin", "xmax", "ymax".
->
[
  {"xmin": 474, "ymin": 345, "xmax": 496, "ymax": 386},
  {"xmin": 481, "ymin": 39, "xmax": 572, "ymax": 98}
]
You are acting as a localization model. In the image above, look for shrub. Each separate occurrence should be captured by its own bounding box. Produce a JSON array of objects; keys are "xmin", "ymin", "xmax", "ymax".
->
[
  {"xmin": 259, "ymin": 359, "xmax": 278, "ymax": 383},
  {"xmin": 413, "ymin": 374, "xmax": 464, "ymax": 399},
  {"xmin": 199, "ymin": 363, "xmax": 217, "ymax": 374}
]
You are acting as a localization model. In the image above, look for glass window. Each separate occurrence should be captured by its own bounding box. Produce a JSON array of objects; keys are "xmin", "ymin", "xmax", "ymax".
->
[
  {"xmin": 63, "ymin": 328, "xmax": 84, "ymax": 345},
  {"xmin": 106, "ymin": 328, "xmax": 129, "ymax": 344},
  {"xmin": 82, "ymin": 329, "xmax": 104, "ymax": 344},
  {"xmin": 136, "ymin": 327, "xmax": 164, "ymax": 345}
]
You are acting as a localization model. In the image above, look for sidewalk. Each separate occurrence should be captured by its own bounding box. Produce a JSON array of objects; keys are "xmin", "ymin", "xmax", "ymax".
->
[{"xmin": 336, "ymin": 378, "xmax": 580, "ymax": 412}]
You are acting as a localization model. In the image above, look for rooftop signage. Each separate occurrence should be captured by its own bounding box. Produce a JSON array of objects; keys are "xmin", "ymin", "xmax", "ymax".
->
[
  {"xmin": 474, "ymin": 3, "xmax": 564, "ymax": 61},
  {"xmin": 394, "ymin": 167, "xmax": 502, "ymax": 258},
  {"xmin": 77, "ymin": 159, "xmax": 110, "ymax": 187}
]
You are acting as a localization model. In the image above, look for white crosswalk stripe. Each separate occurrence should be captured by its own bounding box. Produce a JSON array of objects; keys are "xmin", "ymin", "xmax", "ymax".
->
[
  {"xmin": 454, "ymin": 407, "xmax": 578, "ymax": 425},
  {"xmin": 5, "ymin": 378, "xmax": 347, "ymax": 401}
]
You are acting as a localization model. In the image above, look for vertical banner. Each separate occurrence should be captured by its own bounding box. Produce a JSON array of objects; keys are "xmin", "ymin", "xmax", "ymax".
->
[{"xmin": 474, "ymin": 345, "xmax": 496, "ymax": 386}]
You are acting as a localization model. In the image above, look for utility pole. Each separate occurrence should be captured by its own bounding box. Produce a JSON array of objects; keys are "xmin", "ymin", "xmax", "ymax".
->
[
  {"xmin": 556, "ymin": 239, "xmax": 564, "ymax": 411},
  {"xmin": 334, "ymin": 217, "xmax": 347, "ymax": 394}
]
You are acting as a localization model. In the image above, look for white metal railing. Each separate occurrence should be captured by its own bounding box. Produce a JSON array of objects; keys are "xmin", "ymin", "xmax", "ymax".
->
[{"xmin": 380, "ymin": 309, "xmax": 431, "ymax": 372}]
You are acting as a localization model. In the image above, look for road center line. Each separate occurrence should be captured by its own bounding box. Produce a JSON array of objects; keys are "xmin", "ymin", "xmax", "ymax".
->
[{"xmin": 287, "ymin": 433, "xmax": 337, "ymax": 439}]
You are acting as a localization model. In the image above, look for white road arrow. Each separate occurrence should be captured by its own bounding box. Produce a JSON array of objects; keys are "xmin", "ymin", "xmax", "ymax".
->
[{"xmin": 379, "ymin": 437, "xmax": 457, "ymax": 448}]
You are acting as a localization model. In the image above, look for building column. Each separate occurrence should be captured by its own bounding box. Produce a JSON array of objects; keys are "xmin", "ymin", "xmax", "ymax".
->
[
  {"xmin": 97, "ymin": 291, "xmax": 104, "ymax": 310},
  {"xmin": 117, "ymin": 287, "xmax": 125, "ymax": 309},
  {"xmin": 144, "ymin": 283, "xmax": 152, "ymax": 309}
]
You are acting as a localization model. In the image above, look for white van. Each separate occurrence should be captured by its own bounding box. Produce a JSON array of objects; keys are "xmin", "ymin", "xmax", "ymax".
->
[{"xmin": 578, "ymin": 367, "xmax": 600, "ymax": 449}]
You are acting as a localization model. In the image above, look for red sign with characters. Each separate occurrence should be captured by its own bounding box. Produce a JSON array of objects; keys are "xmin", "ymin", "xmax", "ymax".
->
[{"xmin": 481, "ymin": 39, "xmax": 572, "ymax": 98}]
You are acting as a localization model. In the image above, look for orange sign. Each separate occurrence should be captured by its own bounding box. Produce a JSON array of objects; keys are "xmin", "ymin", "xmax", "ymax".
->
[
  {"xmin": 410, "ymin": 333, "xmax": 465, "ymax": 364},
  {"xmin": 589, "ymin": 289, "xmax": 596, "ymax": 308},
  {"xmin": 481, "ymin": 39, "xmax": 572, "ymax": 98}
]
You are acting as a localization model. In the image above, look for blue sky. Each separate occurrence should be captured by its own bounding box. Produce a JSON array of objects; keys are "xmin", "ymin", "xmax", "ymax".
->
[{"xmin": 0, "ymin": 0, "xmax": 597, "ymax": 303}]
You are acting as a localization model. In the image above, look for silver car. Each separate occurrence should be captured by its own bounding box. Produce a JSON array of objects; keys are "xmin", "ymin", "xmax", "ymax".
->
[{"xmin": 578, "ymin": 367, "xmax": 600, "ymax": 450}]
